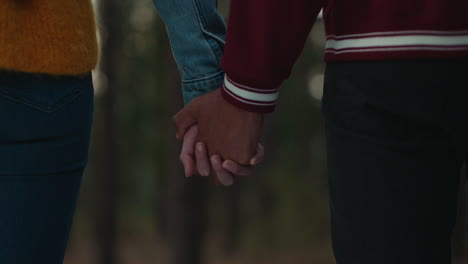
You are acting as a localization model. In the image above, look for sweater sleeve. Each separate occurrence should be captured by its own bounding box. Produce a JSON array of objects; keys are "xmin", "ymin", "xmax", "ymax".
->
[{"xmin": 220, "ymin": 0, "xmax": 324, "ymax": 113}]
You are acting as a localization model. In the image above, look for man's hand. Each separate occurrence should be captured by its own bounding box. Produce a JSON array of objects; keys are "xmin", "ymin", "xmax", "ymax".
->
[
  {"xmin": 179, "ymin": 125, "xmax": 265, "ymax": 186},
  {"xmin": 173, "ymin": 88, "xmax": 264, "ymax": 164},
  {"xmin": 173, "ymin": 88, "xmax": 264, "ymax": 184}
]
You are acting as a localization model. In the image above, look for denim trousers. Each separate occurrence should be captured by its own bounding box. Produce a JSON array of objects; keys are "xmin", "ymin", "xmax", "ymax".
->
[
  {"xmin": 322, "ymin": 59, "xmax": 468, "ymax": 264},
  {"xmin": 0, "ymin": 71, "xmax": 94, "ymax": 263}
]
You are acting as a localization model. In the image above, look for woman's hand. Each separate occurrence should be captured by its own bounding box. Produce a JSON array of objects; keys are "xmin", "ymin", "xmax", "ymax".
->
[{"xmin": 178, "ymin": 125, "xmax": 264, "ymax": 186}]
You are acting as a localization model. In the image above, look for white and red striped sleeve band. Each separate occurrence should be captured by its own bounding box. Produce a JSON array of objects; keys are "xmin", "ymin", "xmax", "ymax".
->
[{"xmin": 221, "ymin": 75, "xmax": 279, "ymax": 113}]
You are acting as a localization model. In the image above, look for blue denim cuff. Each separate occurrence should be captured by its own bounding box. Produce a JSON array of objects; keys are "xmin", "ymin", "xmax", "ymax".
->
[{"xmin": 182, "ymin": 70, "xmax": 225, "ymax": 105}]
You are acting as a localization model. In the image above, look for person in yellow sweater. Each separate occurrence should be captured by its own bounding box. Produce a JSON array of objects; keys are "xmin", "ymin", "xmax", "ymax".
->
[{"xmin": 0, "ymin": 1, "xmax": 98, "ymax": 263}]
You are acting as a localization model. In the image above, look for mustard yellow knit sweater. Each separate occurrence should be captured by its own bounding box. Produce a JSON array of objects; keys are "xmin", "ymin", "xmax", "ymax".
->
[{"xmin": 0, "ymin": 0, "xmax": 98, "ymax": 75}]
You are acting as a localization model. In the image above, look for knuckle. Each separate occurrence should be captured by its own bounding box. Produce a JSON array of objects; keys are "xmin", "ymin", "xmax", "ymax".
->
[
  {"xmin": 230, "ymin": 166, "xmax": 240, "ymax": 174},
  {"xmin": 179, "ymin": 154, "xmax": 186, "ymax": 162},
  {"xmin": 171, "ymin": 115, "xmax": 178, "ymax": 124},
  {"xmin": 213, "ymin": 162, "xmax": 222, "ymax": 171},
  {"xmin": 195, "ymin": 147, "xmax": 203, "ymax": 157}
]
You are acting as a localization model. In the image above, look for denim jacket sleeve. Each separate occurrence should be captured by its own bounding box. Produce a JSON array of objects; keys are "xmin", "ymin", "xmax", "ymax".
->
[{"xmin": 152, "ymin": 0, "xmax": 226, "ymax": 105}]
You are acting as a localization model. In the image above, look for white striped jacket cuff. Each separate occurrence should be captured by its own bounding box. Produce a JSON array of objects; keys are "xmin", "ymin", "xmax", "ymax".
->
[
  {"xmin": 325, "ymin": 30, "xmax": 468, "ymax": 54},
  {"xmin": 221, "ymin": 75, "xmax": 279, "ymax": 113}
]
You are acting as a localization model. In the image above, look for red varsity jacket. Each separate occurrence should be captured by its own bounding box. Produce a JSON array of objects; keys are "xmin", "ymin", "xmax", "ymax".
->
[{"xmin": 220, "ymin": 0, "xmax": 468, "ymax": 113}]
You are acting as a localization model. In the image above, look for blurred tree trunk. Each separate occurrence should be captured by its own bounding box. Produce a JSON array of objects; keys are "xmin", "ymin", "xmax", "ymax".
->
[
  {"xmin": 223, "ymin": 185, "xmax": 242, "ymax": 254},
  {"xmin": 153, "ymin": 21, "xmax": 209, "ymax": 264},
  {"xmin": 453, "ymin": 163, "xmax": 467, "ymax": 259},
  {"xmin": 93, "ymin": 1, "xmax": 123, "ymax": 264},
  {"xmin": 153, "ymin": 20, "xmax": 172, "ymax": 242}
]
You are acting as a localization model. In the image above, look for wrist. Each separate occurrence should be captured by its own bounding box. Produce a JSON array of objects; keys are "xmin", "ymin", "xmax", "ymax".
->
[
  {"xmin": 220, "ymin": 75, "xmax": 278, "ymax": 114},
  {"xmin": 182, "ymin": 71, "xmax": 225, "ymax": 105}
]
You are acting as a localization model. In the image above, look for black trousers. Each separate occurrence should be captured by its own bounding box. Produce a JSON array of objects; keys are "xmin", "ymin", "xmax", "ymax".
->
[{"xmin": 322, "ymin": 59, "xmax": 468, "ymax": 264}]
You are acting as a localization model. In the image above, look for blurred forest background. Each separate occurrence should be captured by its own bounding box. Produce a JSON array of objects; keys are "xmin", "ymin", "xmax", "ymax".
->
[{"xmin": 64, "ymin": 0, "xmax": 468, "ymax": 263}]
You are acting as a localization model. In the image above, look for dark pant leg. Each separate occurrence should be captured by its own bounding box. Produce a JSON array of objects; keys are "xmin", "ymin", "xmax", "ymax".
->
[
  {"xmin": 0, "ymin": 169, "xmax": 84, "ymax": 263},
  {"xmin": 0, "ymin": 72, "xmax": 94, "ymax": 264},
  {"xmin": 322, "ymin": 60, "xmax": 467, "ymax": 264}
]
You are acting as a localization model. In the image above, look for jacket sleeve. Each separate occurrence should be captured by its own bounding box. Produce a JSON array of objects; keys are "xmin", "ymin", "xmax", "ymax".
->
[
  {"xmin": 220, "ymin": 0, "xmax": 324, "ymax": 113},
  {"xmin": 152, "ymin": 0, "xmax": 227, "ymax": 105}
]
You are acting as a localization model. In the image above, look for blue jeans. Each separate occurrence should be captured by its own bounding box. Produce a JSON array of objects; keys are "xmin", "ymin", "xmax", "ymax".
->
[{"xmin": 0, "ymin": 71, "xmax": 94, "ymax": 263}]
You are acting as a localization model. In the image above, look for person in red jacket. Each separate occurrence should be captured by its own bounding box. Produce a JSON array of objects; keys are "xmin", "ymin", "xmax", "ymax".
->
[{"xmin": 174, "ymin": 0, "xmax": 468, "ymax": 263}]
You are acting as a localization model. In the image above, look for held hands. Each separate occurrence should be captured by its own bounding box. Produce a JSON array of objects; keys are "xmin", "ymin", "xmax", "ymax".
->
[
  {"xmin": 173, "ymin": 88, "xmax": 265, "ymax": 186},
  {"xmin": 178, "ymin": 125, "xmax": 264, "ymax": 185}
]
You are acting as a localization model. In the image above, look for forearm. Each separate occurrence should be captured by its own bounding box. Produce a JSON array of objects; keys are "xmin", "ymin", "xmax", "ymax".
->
[{"xmin": 221, "ymin": 0, "xmax": 324, "ymax": 113}]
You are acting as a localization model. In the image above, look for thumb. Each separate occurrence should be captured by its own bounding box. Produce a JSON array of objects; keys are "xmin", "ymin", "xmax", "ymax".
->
[{"xmin": 172, "ymin": 107, "xmax": 197, "ymax": 140}]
